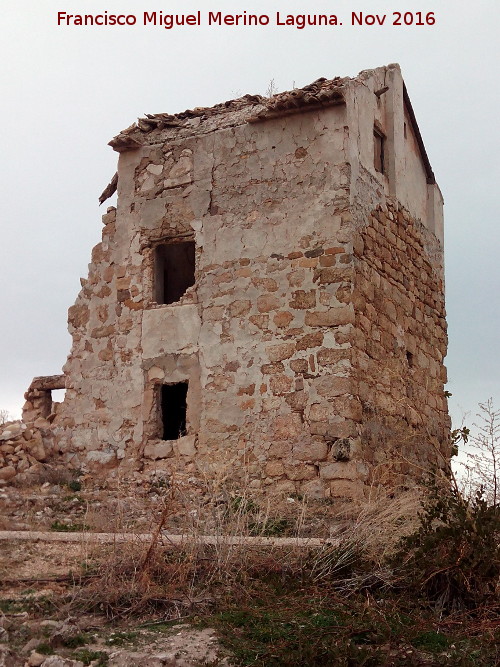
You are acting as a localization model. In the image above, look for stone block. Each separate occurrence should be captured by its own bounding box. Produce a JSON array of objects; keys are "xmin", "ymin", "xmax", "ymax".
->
[
  {"xmin": 261, "ymin": 362, "xmax": 284, "ymax": 374},
  {"xmin": 313, "ymin": 375, "xmax": 352, "ymax": 398},
  {"xmin": 271, "ymin": 480, "xmax": 297, "ymax": 496},
  {"xmin": 310, "ymin": 420, "xmax": 358, "ymax": 439},
  {"xmin": 0, "ymin": 466, "xmax": 16, "ymax": 482},
  {"xmin": 144, "ymin": 441, "xmax": 174, "ymax": 460},
  {"xmin": 296, "ymin": 332, "xmax": 324, "ymax": 351},
  {"xmin": 229, "ymin": 300, "xmax": 252, "ymax": 317},
  {"xmin": 68, "ymin": 304, "xmax": 90, "ymax": 329},
  {"xmin": 266, "ymin": 342, "xmax": 295, "ymax": 362},
  {"xmin": 308, "ymin": 403, "xmax": 331, "ymax": 422},
  {"xmin": 320, "ymin": 461, "xmax": 368, "ymax": 481},
  {"xmin": 257, "ymin": 295, "xmax": 280, "ymax": 312},
  {"xmin": 272, "ymin": 413, "xmax": 303, "ymax": 440},
  {"xmin": 142, "ymin": 305, "xmax": 201, "ymax": 358},
  {"xmin": 331, "ymin": 396, "xmax": 363, "ymax": 421},
  {"xmin": 25, "ymin": 438, "xmax": 47, "ymax": 462},
  {"xmin": 265, "ymin": 461, "xmax": 285, "ymax": 477},
  {"xmin": 330, "ymin": 479, "xmax": 365, "ymax": 500},
  {"xmin": 299, "ymin": 479, "xmax": 325, "ymax": 499},
  {"xmin": 86, "ymin": 451, "xmax": 117, "ymax": 467},
  {"xmin": 305, "ymin": 306, "xmax": 354, "ymax": 327},
  {"xmin": 273, "ymin": 311, "xmax": 294, "ymax": 328},
  {"xmin": 284, "ymin": 463, "xmax": 317, "ymax": 481},
  {"xmin": 292, "ymin": 438, "xmax": 328, "ymax": 462},
  {"xmin": 289, "ymin": 359, "xmax": 308, "ymax": 373},
  {"xmin": 316, "ymin": 348, "xmax": 348, "ymax": 366},
  {"xmin": 285, "ymin": 391, "xmax": 308, "ymax": 410},
  {"xmin": 249, "ymin": 314, "xmax": 269, "ymax": 329},
  {"xmin": 314, "ymin": 267, "xmax": 352, "ymax": 284},
  {"xmin": 289, "ymin": 290, "xmax": 316, "ymax": 309},
  {"xmin": 176, "ymin": 435, "xmax": 197, "ymax": 457}
]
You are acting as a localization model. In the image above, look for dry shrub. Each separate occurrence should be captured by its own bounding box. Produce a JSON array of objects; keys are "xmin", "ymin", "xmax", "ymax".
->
[
  {"xmin": 307, "ymin": 488, "xmax": 423, "ymax": 592},
  {"xmin": 336, "ymin": 488, "xmax": 423, "ymax": 562},
  {"xmin": 76, "ymin": 490, "xmax": 215, "ymax": 620},
  {"xmin": 77, "ymin": 537, "xmax": 213, "ymax": 620},
  {"xmin": 72, "ymin": 477, "xmax": 304, "ymax": 619},
  {"xmin": 71, "ymin": 473, "xmax": 427, "ymax": 617}
]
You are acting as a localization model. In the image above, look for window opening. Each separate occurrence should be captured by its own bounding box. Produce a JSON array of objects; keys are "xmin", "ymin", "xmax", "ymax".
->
[
  {"xmin": 154, "ymin": 241, "xmax": 195, "ymax": 305},
  {"xmin": 374, "ymin": 128, "xmax": 385, "ymax": 174},
  {"xmin": 161, "ymin": 382, "xmax": 188, "ymax": 440},
  {"xmin": 51, "ymin": 388, "xmax": 66, "ymax": 405}
]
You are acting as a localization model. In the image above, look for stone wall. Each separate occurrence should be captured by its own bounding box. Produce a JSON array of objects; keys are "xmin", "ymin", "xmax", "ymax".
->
[{"xmin": 352, "ymin": 201, "xmax": 450, "ymax": 486}]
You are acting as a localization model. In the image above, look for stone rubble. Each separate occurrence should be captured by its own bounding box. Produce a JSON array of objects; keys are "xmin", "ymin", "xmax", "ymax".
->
[{"xmin": 0, "ymin": 421, "xmax": 48, "ymax": 484}]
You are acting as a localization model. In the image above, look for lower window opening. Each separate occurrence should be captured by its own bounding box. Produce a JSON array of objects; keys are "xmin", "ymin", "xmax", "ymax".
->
[{"xmin": 161, "ymin": 382, "xmax": 188, "ymax": 440}]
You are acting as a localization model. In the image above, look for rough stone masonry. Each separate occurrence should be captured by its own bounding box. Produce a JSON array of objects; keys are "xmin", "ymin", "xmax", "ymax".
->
[{"xmin": 18, "ymin": 64, "xmax": 450, "ymax": 499}]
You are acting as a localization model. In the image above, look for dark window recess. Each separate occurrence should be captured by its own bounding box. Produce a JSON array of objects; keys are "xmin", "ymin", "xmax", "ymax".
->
[
  {"xmin": 161, "ymin": 383, "xmax": 188, "ymax": 440},
  {"xmin": 154, "ymin": 241, "xmax": 195, "ymax": 305},
  {"xmin": 374, "ymin": 128, "xmax": 385, "ymax": 174}
]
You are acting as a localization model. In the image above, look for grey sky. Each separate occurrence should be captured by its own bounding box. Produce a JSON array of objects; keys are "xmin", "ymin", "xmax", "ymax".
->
[{"xmin": 1, "ymin": 0, "xmax": 499, "ymax": 429}]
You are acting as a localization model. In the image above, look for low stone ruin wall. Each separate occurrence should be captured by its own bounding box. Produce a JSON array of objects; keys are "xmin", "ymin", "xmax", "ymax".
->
[{"xmin": 0, "ymin": 420, "xmax": 48, "ymax": 484}]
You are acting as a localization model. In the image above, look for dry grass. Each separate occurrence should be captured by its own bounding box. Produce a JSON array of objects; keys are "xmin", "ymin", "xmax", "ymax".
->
[{"xmin": 69, "ymin": 476, "xmax": 425, "ymax": 621}]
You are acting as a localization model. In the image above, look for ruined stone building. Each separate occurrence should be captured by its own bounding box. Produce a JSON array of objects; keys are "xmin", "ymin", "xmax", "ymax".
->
[{"xmin": 22, "ymin": 64, "xmax": 450, "ymax": 498}]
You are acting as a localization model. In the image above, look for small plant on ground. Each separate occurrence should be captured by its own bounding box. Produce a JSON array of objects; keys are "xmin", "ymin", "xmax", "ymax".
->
[
  {"xmin": 36, "ymin": 643, "xmax": 55, "ymax": 656},
  {"xmin": 105, "ymin": 630, "xmax": 138, "ymax": 646},
  {"xmin": 50, "ymin": 520, "xmax": 90, "ymax": 532},
  {"xmin": 68, "ymin": 479, "xmax": 82, "ymax": 492},
  {"xmin": 73, "ymin": 649, "xmax": 109, "ymax": 666},
  {"xmin": 61, "ymin": 633, "xmax": 90, "ymax": 648}
]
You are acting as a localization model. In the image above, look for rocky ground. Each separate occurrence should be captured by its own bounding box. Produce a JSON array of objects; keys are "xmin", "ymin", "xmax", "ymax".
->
[
  {"xmin": 0, "ymin": 443, "xmax": 341, "ymax": 667},
  {"xmin": 0, "ymin": 516, "xmax": 232, "ymax": 666}
]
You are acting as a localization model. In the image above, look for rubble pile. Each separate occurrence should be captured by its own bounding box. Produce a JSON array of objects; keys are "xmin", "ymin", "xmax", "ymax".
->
[{"xmin": 0, "ymin": 421, "xmax": 47, "ymax": 483}]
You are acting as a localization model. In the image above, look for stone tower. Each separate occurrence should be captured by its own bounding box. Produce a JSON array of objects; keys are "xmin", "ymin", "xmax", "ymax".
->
[{"xmin": 23, "ymin": 64, "xmax": 450, "ymax": 499}]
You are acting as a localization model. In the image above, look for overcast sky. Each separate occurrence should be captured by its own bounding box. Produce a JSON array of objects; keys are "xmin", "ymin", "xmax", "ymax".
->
[{"xmin": 1, "ymin": 0, "xmax": 499, "ymax": 431}]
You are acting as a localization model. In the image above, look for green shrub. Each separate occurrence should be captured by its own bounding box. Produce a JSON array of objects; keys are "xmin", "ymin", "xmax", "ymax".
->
[
  {"xmin": 73, "ymin": 649, "xmax": 108, "ymax": 666},
  {"xmin": 68, "ymin": 479, "xmax": 82, "ymax": 492},
  {"xmin": 395, "ymin": 478, "xmax": 500, "ymax": 610}
]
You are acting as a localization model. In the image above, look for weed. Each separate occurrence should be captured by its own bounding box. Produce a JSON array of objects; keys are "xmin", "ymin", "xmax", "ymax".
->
[
  {"xmin": 37, "ymin": 643, "xmax": 54, "ymax": 656},
  {"xmin": 412, "ymin": 630, "xmax": 451, "ymax": 652},
  {"xmin": 229, "ymin": 496, "xmax": 259, "ymax": 515},
  {"xmin": 61, "ymin": 472, "xmax": 499, "ymax": 665},
  {"xmin": 61, "ymin": 494, "xmax": 84, "ymax": 503},
  {"xmin": 73, "ymin": 649, "xmax": 109, "ymax": 666},
  {"xmin": 50, "ymin": 520, "xmax": 90, "ymax": 532},
  {"xmin": 249, "ymin": 518, "xmax": 292, "ymax": 537},
  {"xmin": 68, "ymin": 479, "xmax": 82, "ymax": 492},
  {"xmin": 62, "ymin": 633, "xmax": 89, "ymax": 648},
  {"xmin": 105, "ymin": 630, "xmax": 138, "ymax": 646},
  {"xmin": 0, "ymin": 599, "xmax": 21, "ymax": 613}
]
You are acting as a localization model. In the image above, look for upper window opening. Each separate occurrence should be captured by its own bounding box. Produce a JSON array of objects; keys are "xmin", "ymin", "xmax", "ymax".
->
[
  {"xmin": 154, "ymin": 241, "xmax": 195, "ymax": 305},
  {"xmin": 374, "ymin": 128, "xmax": 385, "ymax": 175}
]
